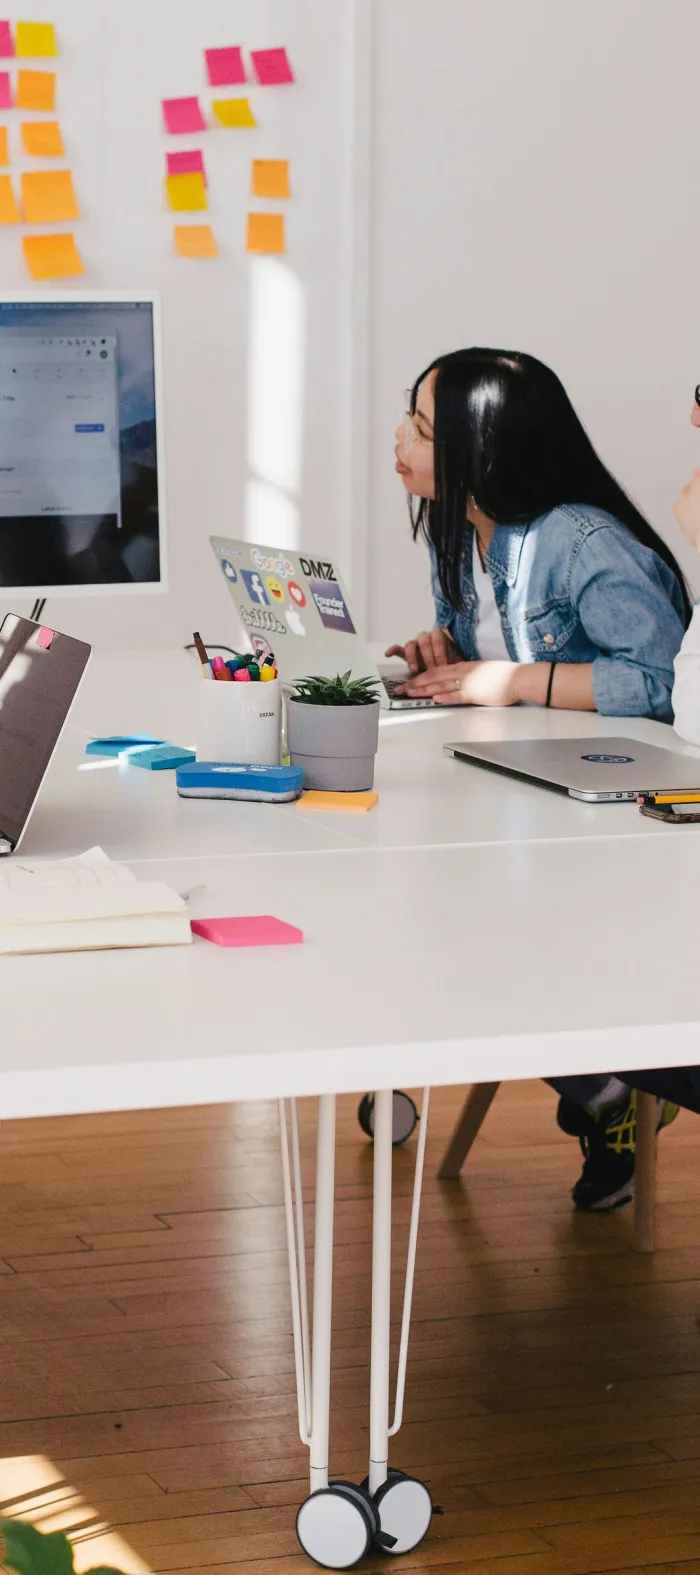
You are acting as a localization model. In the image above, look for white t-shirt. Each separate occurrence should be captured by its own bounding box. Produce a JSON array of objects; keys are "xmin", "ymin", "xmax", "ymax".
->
[
  {"xmin": 472, "ymin": 537, "xmax": 510, "ymax": 661},
  {"xmin": 673, "ymin": 602, "xmax": 700, "ymax": 744}
]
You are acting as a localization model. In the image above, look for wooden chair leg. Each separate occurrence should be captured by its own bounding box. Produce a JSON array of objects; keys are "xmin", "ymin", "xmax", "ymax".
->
[
  {"xmin": 633, "ymin": 1090, "xmax": 657, "ymax": 1253},
  {"xmin": 438, "ymin": 1082, "xmax": 501, "ymax": 1180}
]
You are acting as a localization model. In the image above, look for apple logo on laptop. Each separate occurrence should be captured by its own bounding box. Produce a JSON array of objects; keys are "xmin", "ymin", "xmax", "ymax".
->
[{"xmin": 286, "ymin": 608, "xmax": 306, "ymax": 636}]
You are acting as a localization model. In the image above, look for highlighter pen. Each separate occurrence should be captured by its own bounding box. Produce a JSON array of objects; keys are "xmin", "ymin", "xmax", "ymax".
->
[{"xmin": 210, "ymin": 655, "xmax": 227, "ymax": 677}]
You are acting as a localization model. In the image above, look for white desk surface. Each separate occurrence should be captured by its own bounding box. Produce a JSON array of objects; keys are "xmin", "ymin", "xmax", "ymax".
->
[{"xmin": 4, "ymin": 648, "xmax": 700, "ymax": 1121}]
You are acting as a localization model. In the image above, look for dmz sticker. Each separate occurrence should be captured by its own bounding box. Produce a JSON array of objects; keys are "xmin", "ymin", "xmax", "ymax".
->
[
  {"xmin": 581, "ymin": 753, "xmax": 635, "ymax": 764},
  {"xmin": 310, "ymin": 580, "xmax": 355, "ymax": 634}
]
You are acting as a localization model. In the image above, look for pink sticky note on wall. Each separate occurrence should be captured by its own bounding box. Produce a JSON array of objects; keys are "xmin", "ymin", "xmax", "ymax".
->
[
  {"xmin": 0, "ymin": 71, "xmax": 12, "ymax": 107},
  {"xmin": 191, "ymin": 915, "xmax": 303, "ymax": 948},
  {"xmin": 162, "ymin": 96, "xmax": 206, "ymax": 134},
  {"xmin": 205, "ymin": 46, "xmax": 245, "ymax": 86},
  {"xmin": 251, "ymin": 47, "xmax": 294, "ymax": 85},
  {"xmin": 36, "ymin": 626, "xmax": 54, "ymax": 649},
  {"xmin": 0, "ymin": 20, "xmax": 13, "ymax": 56},
  {"xmin": 166, "ymin": 149, "xmax": 207, "ymax": 184}
]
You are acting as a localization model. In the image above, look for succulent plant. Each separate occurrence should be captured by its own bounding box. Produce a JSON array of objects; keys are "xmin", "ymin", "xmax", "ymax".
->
[{"xmin": 292, "ymin": 672, "xmax": 381, "ymax": 707}]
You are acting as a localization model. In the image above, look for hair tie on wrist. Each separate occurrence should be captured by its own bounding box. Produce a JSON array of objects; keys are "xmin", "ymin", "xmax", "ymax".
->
[{"xmin": 545, "ymin": 662, "xmax": 556, "ymax": 708}]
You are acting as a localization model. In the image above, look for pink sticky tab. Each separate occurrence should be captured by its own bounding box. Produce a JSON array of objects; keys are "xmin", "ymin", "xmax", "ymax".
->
[
  {"xmin": 191, "ymin": 915, "xmax": 303, "ymax": 948},
  {"xmin": 0, "ymin": 21, "xmax": 13, "ymax": 57},
  {"xmin": 251, "ymin": 47, "xmax": 294, "ymax": 85},
  {"xmin": 205, "ymin": 46, "xmax": 246, "ymax": 86},
  {"xmin": 36, "ymin": 626, "xmax": 54, "ymax": 649},
  {"xmin": 162, "ymin": 96, "xmax": 207, "ymax": 134},
  {"xmin": 0, "ymin": 70, "xmax": 12, "ymax": 107},
  {"xmin": 166, "ymin": 149, "xmax": 207, "ymax": 184}
]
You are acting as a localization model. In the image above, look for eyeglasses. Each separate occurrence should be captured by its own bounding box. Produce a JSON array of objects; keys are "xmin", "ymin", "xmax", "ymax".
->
[
  {"xmin": 695, "ymin": 384, "xmax": 700, "ymax": 410},
  {"xmin": 400, "ymin": 388, "xmax": 432, "ymax": 449}
]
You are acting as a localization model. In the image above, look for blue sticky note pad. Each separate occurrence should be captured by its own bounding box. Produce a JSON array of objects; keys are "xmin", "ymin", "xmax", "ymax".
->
[
  {"xmin": 127, "ymin": 744, "xmax": 196, "ymax": 771},
  {"xmin": 86, "ymin": 734, "xmax": 165, "ymax": 758}
]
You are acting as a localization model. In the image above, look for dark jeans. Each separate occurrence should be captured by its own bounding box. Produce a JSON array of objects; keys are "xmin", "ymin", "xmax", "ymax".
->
[{"xmin": 618, "ymin": 1068, "xmax": 700, "ymax": 1117}]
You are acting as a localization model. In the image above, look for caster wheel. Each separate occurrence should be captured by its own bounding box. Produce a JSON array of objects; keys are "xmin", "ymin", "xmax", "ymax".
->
[
  {"xmin": 296, "ymin": 1480, "xmax": 388, "ymax": 1569},
  {"xmin": 362, "ymin": 1470, "xmax": 433, "ymax": 1556},
  {"xmin": 357, "ymin": 1091, "xmax": 419, "ymax": 1146}
]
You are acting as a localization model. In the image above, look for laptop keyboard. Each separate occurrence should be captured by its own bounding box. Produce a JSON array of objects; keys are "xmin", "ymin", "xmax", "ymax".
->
[{"xmin": 382, "ymin": 676, "xmax": 435, "ymax": 708}]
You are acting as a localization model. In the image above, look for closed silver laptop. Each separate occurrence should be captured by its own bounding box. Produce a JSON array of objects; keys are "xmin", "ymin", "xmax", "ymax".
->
[{"xmin": 444, "ymin": 735, "xmax": 700, "ymax": 802}]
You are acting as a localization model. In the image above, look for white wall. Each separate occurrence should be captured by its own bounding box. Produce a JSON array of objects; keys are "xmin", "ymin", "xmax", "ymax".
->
[
  {"xmin": 0, "ymin": 0, "xmax": 363, "ymax": 646},
  {"xmin": 365, "ymin": 0, "xmax": 700, "ymax": 642}
]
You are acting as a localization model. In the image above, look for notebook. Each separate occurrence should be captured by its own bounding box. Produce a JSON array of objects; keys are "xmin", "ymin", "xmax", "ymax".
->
[{"xmin": 0, "ymin": 846, "xmax": 192, "ymax": 955}]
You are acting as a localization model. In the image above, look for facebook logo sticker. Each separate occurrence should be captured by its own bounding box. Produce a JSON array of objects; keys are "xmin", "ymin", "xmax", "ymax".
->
[{"xmin": 241, "ymin": 569, "xmax": 269, "ymax": 605}]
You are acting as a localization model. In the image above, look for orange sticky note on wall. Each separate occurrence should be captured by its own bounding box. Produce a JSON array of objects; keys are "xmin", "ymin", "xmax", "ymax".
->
[
  {"xmin": 21, "ymin": 119, "xmax": 63, "ymax": 155},
  {"xmin": 174, "ymin": 224, "xmax": 218, "ymax": 258},
  {"xmin": 251, "ymin": 159, "xmax": 290, "ymax": 199},
  {"xmin": 0, "ymin": 126, "xmax": 8, "ymax": 167},
  {"xmin": 166, "ymin": 171, "xmax": 207, "ymax": 211},
  {"xmin": 21, "ymin": 169, "xmax": 78, "ymax": 222},
  {"xmin": 0, "ymin": 172, "xmax": 19, "ymax": 222},
  {"xmin": 16, "ymin": 68, "xmax": 55, "ymax": 109},
  {"xmin": 246, "ymin": 212, "xmax": 285, "ymax": 254},
  {"xmin": 15, "ymin": 21, "xmax": 57, "ymax": 57},
  {"xmin": 23, "ymin": 232, "xmax": 84, "ymax": 280}
]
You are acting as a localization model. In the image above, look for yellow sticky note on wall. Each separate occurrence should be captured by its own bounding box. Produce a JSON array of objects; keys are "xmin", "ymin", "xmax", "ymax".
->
[
  {"xmin": 246, "ymin": 212, "xmax": 285, "ymax": 254},
  {"xmin": 213, "ymin": 98, "xmax": 256, "ymax": 128},
  {"xmin": 251, "ymin": 160, "xmax": 290, "ymax": 199},
  {"xmin": 0, "ymin": 127, "xmax": 8, "ymax": 167},
  {"xmin": 23, "ymin": 232, "xmax": 84, "ymax": 280},
  {"xmin": 0, "ymin": 173, "xmax": 20, "ymax": 223},
  {"xmin": 174, "ymin": 224, "xmax": 219, "ymax": 258},
  {"xmin": 21, "ymin": 168, "xmax": 79, "ymax": 223},
  {"xmin": 21, "ymin": 119, "xmax": 64, "ymax": 156},
  {"xmin": 16, "ymin": 68, "xmax": 55, "ymax": 110},
  {"xmin": 16, "ymin": 21, "xmax": 57, "ymax": 57},
  {"xmin": 166, "ymin": 171, "xmax": 207, "ymax": 212}
]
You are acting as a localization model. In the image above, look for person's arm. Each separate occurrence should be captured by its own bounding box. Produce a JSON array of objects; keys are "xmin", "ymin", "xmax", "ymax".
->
[
  {"xmin": 671, "ymin": 472, "xmax": 700, "ymax": 745},
  {"xmin": 569, "ymin": 526, "xmax": 685, "ymax": 717},
  {"xmin": 395, "ymin": 656, "xmax": 594, "ymax": 706}
]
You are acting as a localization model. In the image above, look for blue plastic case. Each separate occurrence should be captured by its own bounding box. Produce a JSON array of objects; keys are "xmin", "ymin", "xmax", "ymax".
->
[{"xmin": 176, "ymin": 761, "xmax": 303, "ymax": 802}]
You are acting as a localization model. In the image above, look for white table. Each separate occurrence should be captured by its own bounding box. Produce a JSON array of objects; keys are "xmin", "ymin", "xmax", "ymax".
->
[{"xmin": 5, "ymin": 649, "xmax": 700, "ymax": 1569}]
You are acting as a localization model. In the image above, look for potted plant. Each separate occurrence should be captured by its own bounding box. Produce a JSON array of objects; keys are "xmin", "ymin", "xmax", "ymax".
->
[
  {"xmin": 0, "ymin": 1519, "xmax": 125, "ymax": 1575},
  {"xmin": 287, "ymin": 672, "xmax": 381, "ymax": 791}
]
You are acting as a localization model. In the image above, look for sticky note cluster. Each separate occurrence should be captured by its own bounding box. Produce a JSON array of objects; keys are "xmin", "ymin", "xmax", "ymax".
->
[
  {"xmin": 0, "ymin": 19, "xmax": 84, "ymax": 280},
  {"xmin": 0, "ymin": 19, "xmax": 57, "ymax": 57}
]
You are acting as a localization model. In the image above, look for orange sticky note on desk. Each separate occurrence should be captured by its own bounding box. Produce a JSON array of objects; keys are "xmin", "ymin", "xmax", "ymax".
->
[
  {"xmin": 16, "ymin": 67, "xmax": 55, "ymax": 109},
  {"xmin": 21, "ymin": 119, "xmax": 63, "ymax": 155},
  {"xmin": 297, "ymin": 790, "xmax": 379, "ymax": 812},
  {"xmin": 246, "ymin": 212, "xmax": 285, "ymax": 253},
  {"xmin": 22, "ymin": 232, "xmax": 84, "ymax": 280},
  {"xmin": 0, "ymin": 173, "xmax": 19, "ymax": 223},
  {"xmin": 0, "ymin": 127, "xmax": 8, "ymax": 167},
  {"xmin": 213, "ymin": 97, "xmax": 256, "ymax": 128},
  {"xmin": 16, "ymin": 21, "xmax": 57, "ymax": 57},
  {"xmin": 21, "ymin": 168, "xmax": 78, "ymax": 222},
  {"xmin": 252, "ymin": 159, "xmax": 290, "ymax": 199},
  {"xmin": 166, "ymin": 171, "xmax": 207, "ymax": 211},
  {"xmin": 174, "ymin": 223, "xmax": 218, "ymax": 258}
]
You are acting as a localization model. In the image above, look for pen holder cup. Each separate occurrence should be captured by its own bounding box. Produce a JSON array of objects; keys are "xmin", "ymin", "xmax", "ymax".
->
[{"xmin": 196, "ymin": 677, "xmax": 281, "ymax": 766}]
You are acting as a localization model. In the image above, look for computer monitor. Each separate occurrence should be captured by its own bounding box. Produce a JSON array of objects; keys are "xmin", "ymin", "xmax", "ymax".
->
[{"xmin": 0, "ymin": 291, "xmax": 167, "ymax": 597}]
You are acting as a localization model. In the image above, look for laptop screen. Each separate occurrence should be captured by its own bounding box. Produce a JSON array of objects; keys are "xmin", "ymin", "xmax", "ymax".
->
[{"xmin": 0, "ymin": 614, "xmax": 90, "ymax": 848}]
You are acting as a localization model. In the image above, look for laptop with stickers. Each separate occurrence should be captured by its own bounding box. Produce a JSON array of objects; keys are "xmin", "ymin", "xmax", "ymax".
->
[{"xmin": 210, "ymin": 535, "xmax": 439, "ymax": 710}]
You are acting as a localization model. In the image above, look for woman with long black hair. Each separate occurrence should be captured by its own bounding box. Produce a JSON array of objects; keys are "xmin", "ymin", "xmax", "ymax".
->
[{"xmin": 389, "ymin": 348, "xmax": 689, "ymax": 716}]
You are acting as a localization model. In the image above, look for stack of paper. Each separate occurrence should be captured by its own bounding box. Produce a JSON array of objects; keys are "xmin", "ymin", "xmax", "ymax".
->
[{"xmin": 0, "ymin": 847, "xmax": 191, "ymax": 956}]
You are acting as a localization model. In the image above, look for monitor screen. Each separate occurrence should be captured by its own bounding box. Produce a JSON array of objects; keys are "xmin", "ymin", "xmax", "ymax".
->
[{"xmin": 0, "ymin": 294, "xmax": 165, "ymax": 595}]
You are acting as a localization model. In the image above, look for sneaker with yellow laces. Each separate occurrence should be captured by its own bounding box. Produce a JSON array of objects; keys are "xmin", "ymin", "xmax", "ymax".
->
[{"xmin": 557, "ymin": 1088, "xmax": 679, "ymax": 1212}]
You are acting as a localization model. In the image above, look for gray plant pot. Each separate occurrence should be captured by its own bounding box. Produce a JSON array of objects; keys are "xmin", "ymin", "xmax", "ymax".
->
[{"xmin": 287, "ymin": 699, "xmax": 380, "ymax": 791}]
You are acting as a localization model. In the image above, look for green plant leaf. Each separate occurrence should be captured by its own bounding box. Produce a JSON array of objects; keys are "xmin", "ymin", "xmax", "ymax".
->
[
  {"xmin": 0, "ymin": 1521, "xmax": 77, "ymax": 1575},
  {"xmin": 292, "ymin": 672, "xmax": 381, "ymax": 707}
]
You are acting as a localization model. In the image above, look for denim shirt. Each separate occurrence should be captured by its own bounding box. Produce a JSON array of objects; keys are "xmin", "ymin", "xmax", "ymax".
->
[{"xmin": 432, "ymin": 503, "xmax": 686, "ymax": 718}]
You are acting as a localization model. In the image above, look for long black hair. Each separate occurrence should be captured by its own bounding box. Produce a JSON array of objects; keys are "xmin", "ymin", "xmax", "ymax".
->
[{"xmin": 409, "ymin": 348, "xmax": 691, "ymax": 624}]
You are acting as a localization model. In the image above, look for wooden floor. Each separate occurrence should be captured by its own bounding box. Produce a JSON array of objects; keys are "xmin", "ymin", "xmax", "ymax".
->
[{"xmin": 0, "ymin": 1083, "xmax": 699, "ymax": 1575}]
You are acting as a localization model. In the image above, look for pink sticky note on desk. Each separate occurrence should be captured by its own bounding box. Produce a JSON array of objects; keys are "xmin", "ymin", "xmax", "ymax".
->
[
  {"xmin": 191, "ymin": 915, "xmax": 303, "ymax": 948},
  {"xmin": 162, "ymin": 96, "xmax": 206, "ymax": 134},
  {"xmin": 0, "ymin": 21, "xmax": 13, "ymax": 57},
  {"xmin": 205, "ymin": 45, "xmax": 245, "ymax": 86},
  {"xmin": 166, "ymin": 149, "xmax": 207, "ymax": 184},
  {"xmin": 36, "ymin": 625, "xmax": 54, "ymax": 649},
  {"xmin": 251, "ymin": 47, "xmax": 294, "ymax": 85}
]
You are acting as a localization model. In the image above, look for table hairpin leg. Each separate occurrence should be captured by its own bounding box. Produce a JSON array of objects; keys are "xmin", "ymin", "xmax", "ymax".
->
[{"xmin": 280, "ymin": 1088, "xmax": 434, "ymax": 1570}]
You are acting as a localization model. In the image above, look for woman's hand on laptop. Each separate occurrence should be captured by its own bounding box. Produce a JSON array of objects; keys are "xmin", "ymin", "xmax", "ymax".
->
[
  {"xmin": 396, "ymin": 659, "xmax": 521, "ymax": 706},
  {"xmin": 674, "ymin": 469, "xmax": 700, "ymax": 551},
  {"xmin": 385, "ymin": 627, "xmax": 457, "ymax": 675}
]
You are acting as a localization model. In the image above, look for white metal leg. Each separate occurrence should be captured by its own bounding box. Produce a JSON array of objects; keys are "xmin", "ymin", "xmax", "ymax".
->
[
  {"xmin": 310, "ymin": 1093, "xmax": 337, "ymax": 1492},
  {"xmin": 369, "ymin": 1088, "xmax": 393, "ymax": 1494}
]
